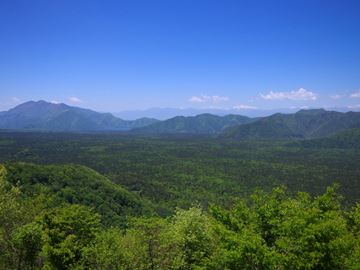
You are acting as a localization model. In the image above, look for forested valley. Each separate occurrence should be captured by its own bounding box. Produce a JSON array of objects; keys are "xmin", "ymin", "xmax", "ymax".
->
[{"xmin": 0, "ymin": 131, "xmax": 360, "ymax": 269}]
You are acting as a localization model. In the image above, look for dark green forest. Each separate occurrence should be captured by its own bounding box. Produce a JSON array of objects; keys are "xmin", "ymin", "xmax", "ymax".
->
[
  {"xmin": 0, "ymin": 131, "xmax": 359, "ymax": 210},
  {"xmin": 0, "ymin": 131, "xmax": 360, "ymax": 269}
]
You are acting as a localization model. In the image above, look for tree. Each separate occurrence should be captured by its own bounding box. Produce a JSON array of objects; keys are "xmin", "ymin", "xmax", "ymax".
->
[
  {"xmin": 166, "ymin": 206, "xmax": 218, "ymax": 269},
  {"xmin": 12, "ymin": 222, "xmax": 43, "ymax": 270},
  {"xmin": 82, "ymin": 228, "xmax": 126, "ymax": 270},
  {"xmin": 0, "ymin": 165, "xmax": 31, "ymax": 269},
  {"xmin": 40, "ymin": 204, "xmax": 101, "ymax": 270},
  {"xmin": 209, "ymin": 186, "xmax": 358, "ymax": 270},
  {"xmin": 346, "ymin": 203, "xmax": 360, "ymax": 269}
]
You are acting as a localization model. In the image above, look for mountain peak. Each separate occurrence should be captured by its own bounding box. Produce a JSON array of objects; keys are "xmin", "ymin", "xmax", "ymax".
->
[
  {"xmin": 9, "ymin": 100, "xmax": 69, "ymax": 112},
  {"xmin": 296, "ymin": 108, "xmax": 327, "ymax": 115},
  {"xmin": 222, "ymin": 109, "xmax": 360, "ymax": 140},
  {"xmin": 132, "ymin": 113, "xmax": 253, "ymax": 134},
  {"xmin": 0, "ymin": 100, "xmax": 158, "ymax": 131}
]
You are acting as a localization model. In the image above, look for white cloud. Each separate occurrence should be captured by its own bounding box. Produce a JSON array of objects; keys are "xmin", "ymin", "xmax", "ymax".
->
[
  {"xmin": 189, "ymin": 96, "xmax": 204, "ymax": 102},
  {"xmin": 233, "ymin": 104, "xmax": 257, "ymax": 110},
  {"xmin": 260, "ymin": 88, "xmax": 317, "ymax": 101},
  {"xmin": 69, "ymin": 97, "xmax": 82, "ymax": 103},
  {"xmin": 330, "ymin": 94, "xmax": 342, "ymax": 100},
  {"xmin": 51, "ymin": 100, "xmax": 60, "ymax": 104},
  {"xmin": 189, "ymin": 95, "xmax": 229, "ymax": 103},
  {"xmin": 12, "ymin": 97, "xmax": 20, "ymax": 102},
  {"xmin": 347, "ymin": 104, "xmax": 360, "ymax": 109},
  {"xmin": 290, "ymin": 105, "xmax": 309, "ymax": 109},
  {"xmin": 206, "ymin": 105, "xmax": 226, "ymax": 109},
  {"xmin": 212, "ymin": 95, "xmax": 229, "ymax": 102},
  {"xmin": 350, "ymin": 90, "xmax": 360, "ymax": 98}
]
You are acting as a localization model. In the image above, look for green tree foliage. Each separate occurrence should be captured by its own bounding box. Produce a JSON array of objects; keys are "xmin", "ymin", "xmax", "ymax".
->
[
  {"xmin": 210, "ymin": 185, "xmax": 358, "ymax": 269},
  {"xmin": 1, "ymin": 160, "xmax": 360, "ymax": 269},
  {"xmin": 12, "ymin": 222, "xmax": 43, "ymax": 269},
  {"xmin": 346, "ymin": 203, "xmax": 360, "ymax": 269},
  {"xmin": 0, "ymin": 164, "xmax": 22, "ymax": 268},
  {"xmin": 0, "ymin": 165, "xmax": 44, "ymax": 269},
  {"xmin": 40, "ymin": 205, "xmax": 101, "ymax": 270},
  {"xmin": 81, "ymin": 228, "xmax": 127, "ymax": 270},
  {"xmin": 4, "ymin": 162, "xmax": 153, "ymax": 226},
  {"xmin": 166, "ymin": 207, "xmax": 218, "ymax": 269},
  {"xmin": 127, "ymin": 217, "xmax": 169, "ymax": 269},
  {"xmin": 82, "ymin": 218, "xmax": 169, "ymax": 270}
]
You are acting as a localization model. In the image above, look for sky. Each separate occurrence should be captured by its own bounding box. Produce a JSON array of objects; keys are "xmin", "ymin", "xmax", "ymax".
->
[{"xmin": 1, "ymin": 0, "xmax": 360, "ymax": 113}]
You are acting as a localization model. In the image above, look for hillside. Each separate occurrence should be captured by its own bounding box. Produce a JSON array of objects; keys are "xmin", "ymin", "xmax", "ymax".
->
[
  {"xmin": 132, "ymin": 113, "xmax": 253, "ymax": 134},
  {"xmin": 3, "ymin": 162, "xmax": 152, "ymax": 225},
  {"xmin": 292, "ymin": 128, "xmax": 360, "ymax": 149},
  {"xmin": 0, "ymin": 101, "xmax": 158, "ymax": 131},
  {"xmin": 221, "ymin": 109, "xmax": 360, "ymax": 139}
]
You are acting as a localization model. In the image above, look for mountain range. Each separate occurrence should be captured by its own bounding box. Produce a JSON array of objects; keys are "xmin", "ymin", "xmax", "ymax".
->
[
  {"xmin": 114, "ymin": 106, "xmax": 355, "ymax": 120},
  {"xmin": 1, "ymin": 101, "xmax": 359, "ymax": 139},
  {"xmin": 221, "ymin": 109, "xmax": 360, "ymax": 139},
  {"xmin": 0, "ymin": 101, "xmax": 158, "ymax": 131},
  {"xmin": 132, "ymin": 113, "xmax": 254, "ymax": 134}
]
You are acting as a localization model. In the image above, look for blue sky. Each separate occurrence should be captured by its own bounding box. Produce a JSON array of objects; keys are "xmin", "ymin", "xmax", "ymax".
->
[{"xmin": 1, "ymin": 0, "xmax": 360, "ymax": 112}]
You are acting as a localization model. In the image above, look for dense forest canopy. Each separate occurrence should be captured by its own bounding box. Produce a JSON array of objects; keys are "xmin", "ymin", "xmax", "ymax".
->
[
  {"xmin": 0, "ymin": 131, "xmax": 359, "ymax": 210},
  {"xmin": 1, "ymin": 165, "xmax": 360, "ymax": 269},
  {"xmin": 0, "ymin": 131, "xmax": 359, "ymax": 269}
]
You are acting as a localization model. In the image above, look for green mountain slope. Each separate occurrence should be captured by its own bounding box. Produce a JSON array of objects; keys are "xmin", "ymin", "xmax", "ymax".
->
[
  {"xmin": 3, "ymin": 162, "xmax": 152, "ymax": 225},
  {"xmin": 292, "ymin": 128, "xmax": 360, "ymax": 149},
  {"xmin": 133, "ymin": 113, "xmax": 253, "ymax": 134},
  {"xmin": 0, "ymin": 100, "xmax": 158, "ymax": 131},
  {"xmin": 221, "ymin": 109, "xmax": 360, "ymax": 139}
]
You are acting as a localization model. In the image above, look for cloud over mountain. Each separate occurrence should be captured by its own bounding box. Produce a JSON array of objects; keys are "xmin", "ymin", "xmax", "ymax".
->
[
  {"xmin": 233, "ymin": 104, "xmax": 257, "ymax": 110},
  {"xmin": 350, "ymin": 90, "xmax": 360, "ymax": 98},
  {"xmin": 260, "ymin": 88, "xmax": 317, "ymax": 101},
  {"xmin": 69, "ymin": 96, "xmax": 83, "ymax": 103},
  {"xmin": 189, "ymin": 95, "xmax": 229, "ymax": 103}
]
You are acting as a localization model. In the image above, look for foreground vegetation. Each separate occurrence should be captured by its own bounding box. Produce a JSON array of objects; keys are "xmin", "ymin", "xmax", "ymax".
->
[{"xmin": 1, "ymin": 163, "xmax": 359, "ymax": 269}]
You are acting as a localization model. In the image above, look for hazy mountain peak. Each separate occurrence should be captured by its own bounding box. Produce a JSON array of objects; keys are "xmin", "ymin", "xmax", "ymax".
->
[
  {"xmin": 0, "ymin": 100, "xmax": 158, "ymax": 131},
  {"xmin": 296, "ymin": 108, "xmax": 327, "ymax": 115},
  {"xmin": 9, "ymin": 100, "xmax": 69, "ymax": 112}
]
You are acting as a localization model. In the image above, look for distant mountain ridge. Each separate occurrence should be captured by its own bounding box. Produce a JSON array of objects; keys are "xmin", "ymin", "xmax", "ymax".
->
[
  {"xmin": 132, "ymin": 113, "xmax": 254, "ymax": 134},
  {"xmin": 115, "ymin": 106, "xmax": 358, "ymax": 120},
  {"xmin": 221, "ymin": 109, "xmax": 360, "ymax": 139},
  {"xmin": 2, "ymin": 102, "xmax": 360, "ymax": 138},
  {"xmin": 0, "ymin": 101, "xmax": 159, "ymax": 131}
]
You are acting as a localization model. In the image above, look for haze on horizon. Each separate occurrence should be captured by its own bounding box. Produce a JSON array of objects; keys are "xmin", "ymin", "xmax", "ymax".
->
[{"xmin": 1, "ymin": 0, "xmax": 360, "ymax": 113}]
